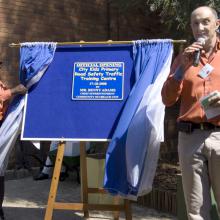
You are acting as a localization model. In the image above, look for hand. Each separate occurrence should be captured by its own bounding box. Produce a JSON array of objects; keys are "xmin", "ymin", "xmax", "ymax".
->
[
  {"xmin": 10, "ymin": 84, "xmax": 27, "ymax": 96},
  {"xmin": 208, "ymin": 91, "xmax": 220, "ymax": 107},
  {"xmin": 0, "ymin": 81, "xmax": 6, "ymax": 89},
  {"xmin": 180, "ymin": 42, "xmax": 204, "ymax": 67}
]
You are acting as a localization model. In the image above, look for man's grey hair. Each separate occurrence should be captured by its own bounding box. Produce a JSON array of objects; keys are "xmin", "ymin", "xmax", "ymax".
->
[
  {"xmin": 209, "ymin": 6, "xmax": 218, "ymax": 19},
  {"xmin": 191, "ymin": 6, "xmax": 219, "ymax": 20}
]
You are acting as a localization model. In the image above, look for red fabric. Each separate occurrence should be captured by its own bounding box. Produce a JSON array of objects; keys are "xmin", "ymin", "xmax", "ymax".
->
[{"xmin": 0, "ymin": 81, "xmax": 11, "ymax": 121}]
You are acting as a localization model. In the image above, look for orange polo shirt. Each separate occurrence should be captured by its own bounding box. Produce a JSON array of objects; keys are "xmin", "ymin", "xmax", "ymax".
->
[
  {"xmin": 0, "ymin": 81, "xmax": 11, "ymax": 121},
  {"xmin": 161, "ymin": 40, "xmax": 220, "ymax": 126}
]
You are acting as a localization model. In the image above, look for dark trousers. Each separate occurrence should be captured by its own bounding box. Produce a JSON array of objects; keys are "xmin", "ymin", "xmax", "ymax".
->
[
  {"xmin": 0, "ymin": 176, "xmax": 4, "ymax": 208},
  {"xmin": 0, "ymin": 176, "xmax": 4, "ymax": 219},
  {"xmin": 15, "ymin": 135, "xmax": 32, "ymax": 170},
  {"xmin": 0, "ymin": 123, "xmax": 4, "ymax": 219}
]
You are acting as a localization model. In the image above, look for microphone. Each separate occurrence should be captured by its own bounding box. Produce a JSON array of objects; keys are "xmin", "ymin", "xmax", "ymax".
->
[{"xmin": 193, "ymin": 37, "xmax": 206, "ymax": 67}]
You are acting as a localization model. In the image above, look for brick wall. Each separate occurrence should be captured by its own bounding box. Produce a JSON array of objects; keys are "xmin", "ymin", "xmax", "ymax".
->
[
  {"xmin": 0, "ymin": 0, "xmax": 167, "ymax": 86},
  {"xmin": 0, "ymin": 0, "xmax": 109, "ymax": 86}
]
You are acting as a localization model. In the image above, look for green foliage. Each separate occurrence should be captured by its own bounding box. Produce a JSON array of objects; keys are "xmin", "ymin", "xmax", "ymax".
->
[
  {"xmin": 146, "ymin": 0, "xmax": 220, "ymax": 35},
  {"xmin": 110, "ymin": 0, "xmax": 220, "ymax": 39}
]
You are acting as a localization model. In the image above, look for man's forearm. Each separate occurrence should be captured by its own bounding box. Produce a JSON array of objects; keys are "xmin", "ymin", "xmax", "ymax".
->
[
  {"xmin": 161, "ymin": 74, "xmax": 183, "ymax": 106},
  {"xmin": 10, "ymin": 84, "xmax": 27, "ymax": 96}
]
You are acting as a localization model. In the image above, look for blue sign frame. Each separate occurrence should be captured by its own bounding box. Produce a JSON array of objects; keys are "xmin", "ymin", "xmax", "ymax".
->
[{"xmin": 21, "ymin": 44, "xmax": 135, "ymax": 141}]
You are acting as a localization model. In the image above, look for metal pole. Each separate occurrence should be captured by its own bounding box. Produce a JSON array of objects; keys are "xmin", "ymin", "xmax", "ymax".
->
[{"xmin": 9, "ymin": 39, "xmax": 187, "ymax": 47}]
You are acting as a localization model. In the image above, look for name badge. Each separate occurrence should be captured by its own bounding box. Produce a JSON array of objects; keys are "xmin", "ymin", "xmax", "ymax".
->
[{"xmin": 198, "ymin": 63, "xmax": 214, "ymax": 78}]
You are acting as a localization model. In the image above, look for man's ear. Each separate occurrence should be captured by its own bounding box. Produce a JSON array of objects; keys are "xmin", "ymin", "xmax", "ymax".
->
[{"xmin": 216, "ymin": 19, "xmax": 220, "ymax": 30}]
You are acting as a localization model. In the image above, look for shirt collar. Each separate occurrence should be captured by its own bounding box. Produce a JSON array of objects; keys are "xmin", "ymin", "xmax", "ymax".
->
[
  {"xmin": 216, "ymin": 37, "xmax": 220, "ymax": 51},
  {"xmin": 201, "ymin": 37, "xmax": 220, "ymax": 57}
]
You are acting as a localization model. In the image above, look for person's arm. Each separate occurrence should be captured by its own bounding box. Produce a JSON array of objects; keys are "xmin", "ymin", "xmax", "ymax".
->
[
  {"xmin": 161, "ymin": 55, "xmax": 184, "ymax": 106},
  {"xmin": 0, "ymin": 81, "xmax": 12, "ymax": 101},
  {"xmin": 10, "ymin": 84, "xmax": 27, "ymax": 96},
  {"xmin": 0, "ymin": 83, "xmax": 27, "ymax": 102},
  {"xmin": 0, "ymin": 83, "xmax": 27, "ymax": 121}
]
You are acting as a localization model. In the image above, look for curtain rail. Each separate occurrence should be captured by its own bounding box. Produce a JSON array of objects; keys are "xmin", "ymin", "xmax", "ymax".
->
[{"xmin": 9, "ymin": 40, "xmax": 187, "ymax": 47}]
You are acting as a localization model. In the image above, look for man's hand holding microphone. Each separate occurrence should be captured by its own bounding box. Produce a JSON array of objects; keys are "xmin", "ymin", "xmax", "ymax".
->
[{"xmin": 180, "ymin": 37, "xmax": 206, "ymax": 68}]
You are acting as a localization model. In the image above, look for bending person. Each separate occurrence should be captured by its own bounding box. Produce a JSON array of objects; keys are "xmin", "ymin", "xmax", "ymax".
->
[{"xmin": 34, "ymin": 141, "xmax": 90, "ymax": 182}]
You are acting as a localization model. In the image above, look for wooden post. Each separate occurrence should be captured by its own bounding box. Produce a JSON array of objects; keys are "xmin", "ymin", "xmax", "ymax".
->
[
  {"xmin": 44, "ymin": 141, "xmax": 65, "ymax": 220},
  {"xmin": 124, "ymin": 199, "xmax": 132, "ymax": 220},
  {"xmin": 80, "ymin": 141, "xmax": 89, "ymax": 218},
  {"xmin": 113, "ymin": 196, "xmax": 120, "ymax": 220}
]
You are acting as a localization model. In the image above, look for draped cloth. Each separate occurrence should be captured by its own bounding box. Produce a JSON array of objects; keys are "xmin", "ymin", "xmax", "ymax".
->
[
  {"xmin": 104, "ymin": 39, "xmax": 173, "ymax": 200},
  {"xmin": 0, "ymin": 42, "xmax": 56, "ymax": 175}
]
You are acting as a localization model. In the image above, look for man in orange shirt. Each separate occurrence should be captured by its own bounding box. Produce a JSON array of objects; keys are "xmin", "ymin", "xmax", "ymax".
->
[
  {"xmin": 0, "ymin": 80, "xmax": 27, "ymax": 220},
  {"xmin": 162, "ymin": 6, "xmax": 220, "ymax": 220}
]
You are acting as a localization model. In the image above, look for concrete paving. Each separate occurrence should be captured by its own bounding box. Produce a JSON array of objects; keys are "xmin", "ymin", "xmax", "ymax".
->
[{"xmin": 3, "ymin": 169, "xmax": 177, "ymax": 220}]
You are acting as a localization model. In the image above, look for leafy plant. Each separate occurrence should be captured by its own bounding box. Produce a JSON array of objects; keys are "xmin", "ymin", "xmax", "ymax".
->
[{"xmin": 110, "ymin": 0, "xmax": 220, "ymax": 39}]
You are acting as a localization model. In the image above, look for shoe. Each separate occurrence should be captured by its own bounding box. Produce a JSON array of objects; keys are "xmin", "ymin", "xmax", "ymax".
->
[
  {"xmin": 0, "ymin": 208, "xmax": 4, "ymax": 220},
  {"xmin": 34, "ymin": 173, "xmax": 49, "ymax": 181},
  {"xmin": 59, "ymin": 172, "xmax": 69, "ymax": 182}
]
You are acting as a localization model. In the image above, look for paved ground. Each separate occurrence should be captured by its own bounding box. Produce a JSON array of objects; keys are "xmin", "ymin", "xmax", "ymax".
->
[{"xmin": 3, "ymin": 169, "xmax": 177, "ymax": 220}]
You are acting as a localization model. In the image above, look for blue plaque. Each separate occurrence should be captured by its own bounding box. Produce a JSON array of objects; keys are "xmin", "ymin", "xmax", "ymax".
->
[{"xmin": 72, "ymin": 62, "xmax": 124, "ymax": 100}]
